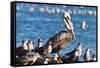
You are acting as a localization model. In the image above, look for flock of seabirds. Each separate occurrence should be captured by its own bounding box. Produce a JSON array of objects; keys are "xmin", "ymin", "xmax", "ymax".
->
[{"xmin": 16, "ymin": 11, "xmax": 96, "ymax": 65}]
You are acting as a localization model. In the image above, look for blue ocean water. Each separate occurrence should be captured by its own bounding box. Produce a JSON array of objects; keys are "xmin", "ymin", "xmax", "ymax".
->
[{"xmin": 16, "ymin": 3, "xmax": 97, "ymax": 61}]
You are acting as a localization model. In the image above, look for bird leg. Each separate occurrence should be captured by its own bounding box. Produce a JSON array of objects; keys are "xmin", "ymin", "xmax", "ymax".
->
[{"xmin": 57, "ymin": 52, "xmax": 63, "ymax": 63}]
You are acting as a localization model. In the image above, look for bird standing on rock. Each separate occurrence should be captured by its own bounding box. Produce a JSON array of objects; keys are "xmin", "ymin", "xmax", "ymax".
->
[
  {"xmin": 37, "ymin": 38, "xmax": 43, "ymax": 48},
  {"xmin": 27, "ymin": 40, "xmax": 34, "ymax": 51},
  {"xmin": 35, "ymin": 39, "xmax": 45, "ymax": 55},
  {"xmin": 25, "ymin": 40, "xmax": 35, "ymax": 56},
  {"xmin": 63, "ymin": 42, "xmax": 83, "ymax": 62},
  {"xmin": 45, "ymin": 11, "xmax": 76, "ymax": 56},
  {"xmin": 64, "ymin": 48, "xmax": 79, "ymax": 62},
  {"xmin": 76, "ymin": 42, "xmax": 83, "ymax": 59},
  {"xmin": 84, "ymin": 48, "xmax": 91, "ymax": 62},
  {"xmin": 16, "ymin": 40, "xmax": 29, "ymax": 57},
  {"xmin": 22, "ymin": 40, "xmax": 29, "ymax": 50}
]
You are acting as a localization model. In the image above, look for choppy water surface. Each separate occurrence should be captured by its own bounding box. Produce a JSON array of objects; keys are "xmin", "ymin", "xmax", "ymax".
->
[{"xmin": 16, "ymin": 3, "xmax": 97, "ymax": 61}]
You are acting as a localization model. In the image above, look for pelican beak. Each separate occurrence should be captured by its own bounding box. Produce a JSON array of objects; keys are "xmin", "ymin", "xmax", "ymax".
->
[
  {"xmin": 67, "ymin": 20, "xmax": 76, "ymax": 40},
  {"xmin": 71, "ymin": 29, "xmax": 76, "ymax": 40}
]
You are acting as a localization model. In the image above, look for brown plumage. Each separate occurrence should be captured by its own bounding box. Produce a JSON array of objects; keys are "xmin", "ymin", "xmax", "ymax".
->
[
  {"xmin": 43, "ymin": 41, "xmax": 52, "ymax": 56},
  {"xmin": 45, "ymin": 11, "xmax": 76, "ymax": 53}
]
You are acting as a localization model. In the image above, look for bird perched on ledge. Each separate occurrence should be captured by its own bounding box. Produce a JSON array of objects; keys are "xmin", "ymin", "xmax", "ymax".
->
[
  {"xmin": 35, "ymin": 38, "xmax": 45, "ymax": 55},
  {"xmin": 43, "ymin": 41, "xmax": 52, "ymax": 56},
  {"xmin": 84, "ymin": 48, "xmax": 91, "ymax": 62},
  {"xmin": 62, "ymin": 42, "xmax": 83, "ymax": 62},
  {"xmin": 45, "ymin": 11, "xmax": 76, "ymax": 55}
]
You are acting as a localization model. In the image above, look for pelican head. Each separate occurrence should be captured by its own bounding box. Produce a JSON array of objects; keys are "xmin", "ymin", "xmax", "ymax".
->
[{"xmin": 64, "ymin": 11, "xmax": 76, "ymax": 40}]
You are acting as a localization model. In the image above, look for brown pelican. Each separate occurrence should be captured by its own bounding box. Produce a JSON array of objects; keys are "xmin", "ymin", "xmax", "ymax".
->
[
  {"xmin": 45, "ymin": 11, "xmax": 76, "ymax": 54},
  {"xmin": 84, "ymin": 48, "xmax": 91, "ymax": 62}
]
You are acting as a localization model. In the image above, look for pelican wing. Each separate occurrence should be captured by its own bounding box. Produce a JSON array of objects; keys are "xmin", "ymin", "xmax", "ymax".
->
[{"xmin": 46, "ymin": 31, "xmax": 72, "ymax": 53}]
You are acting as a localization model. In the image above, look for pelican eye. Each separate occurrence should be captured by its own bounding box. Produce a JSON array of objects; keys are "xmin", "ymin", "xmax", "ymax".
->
[{"xmin": 67, "ymin": 16, "xmax": 70, "ymax": 21}]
